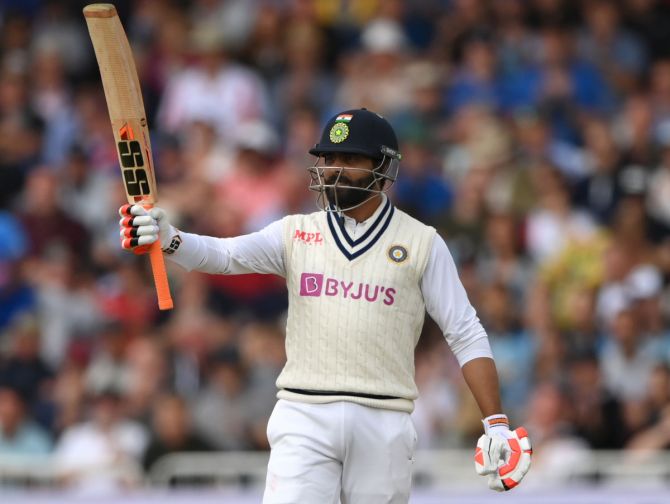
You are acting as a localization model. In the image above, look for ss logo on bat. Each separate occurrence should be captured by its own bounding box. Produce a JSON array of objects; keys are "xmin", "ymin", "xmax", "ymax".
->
[{"xmin": 118, "ymin": 140, "xmax": 150, "ymax": 196}]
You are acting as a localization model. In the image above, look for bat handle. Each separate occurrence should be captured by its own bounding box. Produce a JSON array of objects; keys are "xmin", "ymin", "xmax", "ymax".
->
[{"xmin": 148, "ymin": 240, "xmax": 173, "ymax": 310}]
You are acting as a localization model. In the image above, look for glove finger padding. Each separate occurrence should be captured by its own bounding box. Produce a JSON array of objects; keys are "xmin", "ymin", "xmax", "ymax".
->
[
  {"xmin": 475, "ymin": 434, "xmax": 507, "ymax": 475},
  {"xmin": 119, "ymin": 204, "xmax": 145, "ymax": 217},
  {"xmin": 479, "ymin": 427, "xmax": 532, "ymax": 492},
  {"xmin": 118, "ymin": 204, "xmax": 177, "ymax": 253},
  {"xmin": 118, "ymin": 204, "xmax": 158, "ymax": 254}
]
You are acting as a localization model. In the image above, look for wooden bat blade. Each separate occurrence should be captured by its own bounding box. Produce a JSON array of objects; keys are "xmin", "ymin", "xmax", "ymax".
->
[
  {"xmin": 84, "ymin": 3, "xmax": 173, "ymax": 311},
  {"xmin": 82, "ymin": 3, "xmax": 117, "ymax": 18},
  {"xmin": 84, "ymin": 3, "xmax": 158, "ymax": 207},
  {"xmin": 84, "ymin": 3, "xmax": 144, "ymax": 120}
]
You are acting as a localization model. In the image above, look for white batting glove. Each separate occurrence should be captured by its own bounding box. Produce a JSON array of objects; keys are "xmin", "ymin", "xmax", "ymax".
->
[
  {"xmin": 118, "ymin": 204, "xmax": 180, "ymax": 255},
  {"xmin": 474, "ymin": 414, "xmax": 532, "ymax": 491}
]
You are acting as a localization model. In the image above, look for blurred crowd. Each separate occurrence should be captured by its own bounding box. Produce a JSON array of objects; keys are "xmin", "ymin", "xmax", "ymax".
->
[{"xmin": 1, "ymin": 0, "xmax": 670, "ymax": 491}]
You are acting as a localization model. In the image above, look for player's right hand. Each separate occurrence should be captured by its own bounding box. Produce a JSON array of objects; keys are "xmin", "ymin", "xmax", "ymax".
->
[
  {"xmin": 119, "ymin": 204, "xmax": 175, "ymax": 254},
  {"xmin": 474, "ymin": 417, "xmax": 532, "ymax": 491}
]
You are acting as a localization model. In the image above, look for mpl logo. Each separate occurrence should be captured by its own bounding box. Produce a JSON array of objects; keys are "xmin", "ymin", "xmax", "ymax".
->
[
  {"xmin": 299, "ymin": 273, "xmax": 396, "ymax": 306},
  {"xmin": 293, "ymin": 229, "xmax": 324, "ymax": 245}
]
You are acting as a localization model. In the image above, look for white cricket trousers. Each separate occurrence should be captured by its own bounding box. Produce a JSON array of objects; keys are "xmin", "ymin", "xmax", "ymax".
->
[{"xmin": 262, "ymin": 399, "xmax": 418, "ymax": 504}]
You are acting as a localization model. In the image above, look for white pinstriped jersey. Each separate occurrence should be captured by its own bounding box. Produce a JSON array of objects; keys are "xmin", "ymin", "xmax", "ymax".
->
[{"xmin": 276, "ymin": 200, "xmax": 435, "ymax": 412}]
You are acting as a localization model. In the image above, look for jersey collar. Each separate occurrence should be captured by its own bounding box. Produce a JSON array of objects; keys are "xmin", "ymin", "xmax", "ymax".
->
[{"xmin": 326, "ymin": 195, "xmax": 394, "ymax": 261}]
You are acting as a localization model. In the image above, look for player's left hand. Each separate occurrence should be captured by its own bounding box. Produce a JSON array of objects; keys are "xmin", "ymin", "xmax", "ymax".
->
[{"xmin": 474, "ymin": 414, "xmax": 532, "ymax": 491}]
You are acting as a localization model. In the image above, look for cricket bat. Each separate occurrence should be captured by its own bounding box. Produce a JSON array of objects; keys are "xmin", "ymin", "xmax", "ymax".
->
[{"xmin": 84, "ymin": 3, "xmax": 173, "ymax": 310}]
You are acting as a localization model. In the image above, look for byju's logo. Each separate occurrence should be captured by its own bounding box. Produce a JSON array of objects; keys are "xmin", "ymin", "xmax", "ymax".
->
[
  {"xmin": 298, "ymin": 273, "xmax": 396, "ymax": 306},
  {"xmin": 300, "ymin": 273, "xmax": 324, "ymax": 296}
]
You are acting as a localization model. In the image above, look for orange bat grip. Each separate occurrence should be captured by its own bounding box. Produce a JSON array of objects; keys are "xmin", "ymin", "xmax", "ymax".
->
[{"xmin": 148, "ymin": 239, "xmax": 173, "ymax": 310}]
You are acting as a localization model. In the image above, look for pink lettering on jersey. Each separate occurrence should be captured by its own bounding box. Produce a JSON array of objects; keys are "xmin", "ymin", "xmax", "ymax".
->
[
  {"xmin": 364, "ymin": 284, "xmax": 380, "ymax": 302},
  {"xmin": 298, "ymin": 272, "xmax": 396, "ymax": 306},
  {"xmin": 325, "ymin": 278, "xmax": 338, "ymax": 296}
]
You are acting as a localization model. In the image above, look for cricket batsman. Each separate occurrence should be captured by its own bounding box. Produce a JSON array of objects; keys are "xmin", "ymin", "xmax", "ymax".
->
[{"xmin": 119, "ymin": 108, "xmax": 532, "ymax": 502}]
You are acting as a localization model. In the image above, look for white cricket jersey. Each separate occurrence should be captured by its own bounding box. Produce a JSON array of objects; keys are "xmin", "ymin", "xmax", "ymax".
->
[{"xmin": 168, "ymin": 195, "xmax": 492, "ymax": 412}]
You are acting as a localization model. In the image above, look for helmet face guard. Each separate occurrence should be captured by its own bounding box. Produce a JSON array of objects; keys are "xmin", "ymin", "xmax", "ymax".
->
[{"xmin": 307, "ymin": 153, "xmax": 400, "ymax": 212}]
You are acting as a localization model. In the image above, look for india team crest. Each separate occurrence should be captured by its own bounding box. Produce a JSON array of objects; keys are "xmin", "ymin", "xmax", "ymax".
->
[
  {"xmin": 329, "ymin": 122, "xmax": 349, "ymax": 143},
  {"xmin": 388, "ymin": 245, "xmax": 408, "ymax": 263}
]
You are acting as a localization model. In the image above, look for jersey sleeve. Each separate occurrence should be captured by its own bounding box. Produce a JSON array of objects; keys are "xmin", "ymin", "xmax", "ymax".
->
[
  {"xmin": 166, "ymin": 217, "xmax": 286, "ymax": 277},
  {"xmin": 421, "ymin": 234, "xmax": 493, "ymax": 366}
]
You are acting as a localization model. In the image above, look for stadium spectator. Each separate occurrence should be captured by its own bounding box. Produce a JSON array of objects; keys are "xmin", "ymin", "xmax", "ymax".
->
[
  {"xmin": 538, "ymin": 230, "xmax": 608, "ymax": 333},
  {"xmin": 476, "ymin": 212, "xmax": 530, "ymax": 302},
  {"xmin": 626, "ymin": 404, "xmax": 670, "ymax": 452},
  {"xmin": 492, "ymin": 0, "xmax": 536, "ymax": 76},
  {"xmin": 191, "ymin": 345, "xmax": 258, "ymax": 450},
  {"xmin": 216, "ymin": 120, "xmax": 285, "ymax": 232},
  {"xmin": 412, "ymin": 336, "xmax": 460, "ymax": 449},
  {"xmin": 445, "ymin": 32, "xmax": 502, "ymax": 113},
  {"xmin": 142, "ymin": 394, "xmax": 212, "ymax": 471},
  {"xmin": 525, "ymin": 164, "xmax": 598, "ymax": 264},
  {"xmin": 0, "ymin": 212, "xmax": 33, "ymax": 331},
  {"xmin": 567, "ymin": 351, "xmax": 626, "ymax": 449},
  {"xmin": 649, "ymin": 58, "xmax": 670, "ymax": 129},
  {"xmin": 573, "ymin": 119, "xmax": 626, "ymax": 224},
  {"xmin": 392, "ymin": 135, "xmax": 453, "ymax": 223},
  {"xmin": 156, "ymin": 22, "xmax": 268, "ymax": 141},
  {"xmin": 0, "ymin": 70, "xmax": 43, "ymax": 207},
  {"xmin": 17, "ymin": 168, "xmax": 89, "ymax": 259},
  {"xmin": 58, "ymin": 146, "xmax": 116, "ymax": 236},
  {"xmin": 53, "ymin": 389, "xmax": 148, "ymax": 494},
  {"xmin": 236, "ymin": 322, "xmax": 285, "ymax": 449},
  {"xmin": 0, "ymin": 385, "xmax": 51, "ymax": 455},
  {"xmin": 334, "ymin": 18, "xmax": 414, "ymax": 116},
  {"xmin": 478, "ymin": 283, "xmax": 535, "ymax": 419},
  {"xmin": 84, "ymin": 321, "xmax": 129, "ymax": 397},
  {"xmin": 647, "ymin": 364, "xmax": 670, "ymax": 421},
  {"xmin": 599, "ymin": 305, "xmax": 659, "ymax": 402},
  {"xmin": 0, "ymin": 315, "xmax": 52, "ymax": 419},
  {"xmin": 269, "ymin": 20, "xmax": 335, "ymax": 128},
  {"xmin": 521, "ymin": 381, "xmax": 591, "ymax": 486},
  {"xmin": 647, "ymin": 134, "xmax": 670, "ymax": 227},
  {"xmin": 122, "ymin": 336, "xmax": 168, "ymax": 424},
  {"xmin": 577, "ymin": 0, "xmax": 648, "ymax": 97},
  {"xmin": 613, "ymin": 93, "xmax": 657, "ymax": 168}
]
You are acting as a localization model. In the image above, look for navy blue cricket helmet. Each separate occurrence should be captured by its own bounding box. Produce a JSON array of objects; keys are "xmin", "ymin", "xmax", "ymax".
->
[{"xmin": 308, "ymin": 108, "xmax": 402, "ymax": 211}]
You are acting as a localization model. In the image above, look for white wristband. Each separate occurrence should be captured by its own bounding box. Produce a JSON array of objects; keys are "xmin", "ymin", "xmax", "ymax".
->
[{"xmin": 482, "ymin": 413, "xmax": 509, "ymax": 436}]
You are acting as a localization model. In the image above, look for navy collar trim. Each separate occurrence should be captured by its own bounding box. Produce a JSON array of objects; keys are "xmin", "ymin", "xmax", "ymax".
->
[
  {"xmin": 334, "ymin": 197, "xmax": 392, "ymax": 247},
  {"xmin": 326, "ymin": 204, "xmax": 395, "ymax": 261}
]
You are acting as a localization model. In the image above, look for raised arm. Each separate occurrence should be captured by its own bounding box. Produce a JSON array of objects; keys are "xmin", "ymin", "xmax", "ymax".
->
[{"xmin": 118, "ymin": 204, "xmax": 286, "ymax": 277}]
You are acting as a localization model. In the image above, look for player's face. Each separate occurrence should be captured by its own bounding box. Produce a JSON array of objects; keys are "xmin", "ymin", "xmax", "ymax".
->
[{"xmin": 321, "ymin": 153, "xmax": 378, "ymax": 209}]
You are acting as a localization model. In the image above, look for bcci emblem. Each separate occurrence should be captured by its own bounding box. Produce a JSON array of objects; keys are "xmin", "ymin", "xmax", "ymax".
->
[
  {"xmin": 329, "ymin": 122, "xmax": 349, "ymax": 143},
  {"xmin": 388, "ymin": 245, "xmax": 408, "ymax": 263}
]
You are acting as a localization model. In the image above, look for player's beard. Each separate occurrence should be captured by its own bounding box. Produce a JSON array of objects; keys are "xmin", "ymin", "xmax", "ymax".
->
[{"xmin": 325, "ymin": 172, "xmax": 377, "ymax": 210}]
